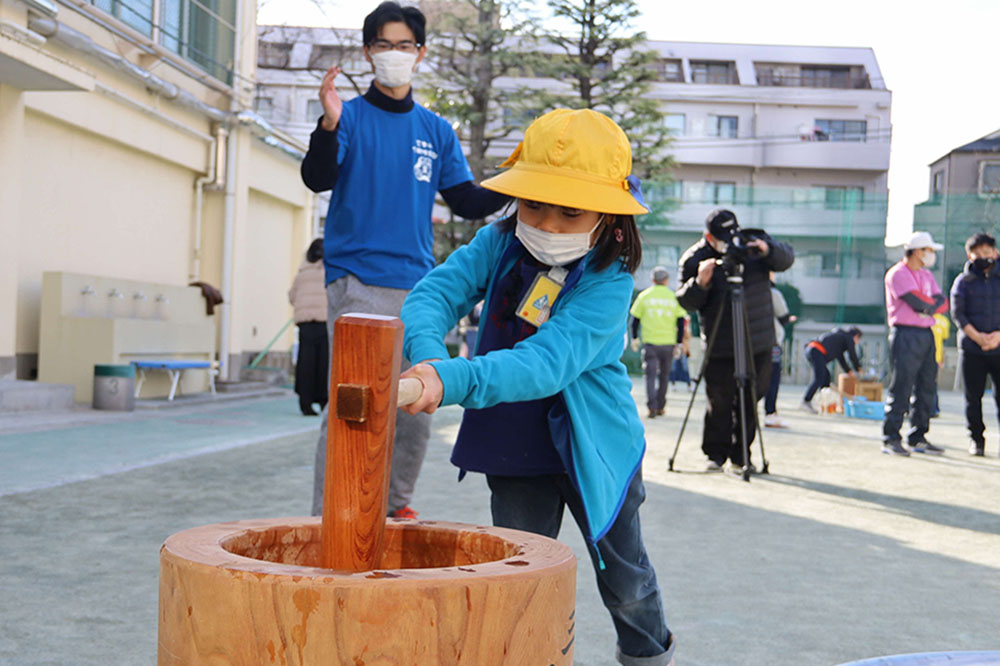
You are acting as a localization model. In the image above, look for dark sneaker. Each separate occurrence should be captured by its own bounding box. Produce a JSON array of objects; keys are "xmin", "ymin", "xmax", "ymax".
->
[
  {"xmin": 389, "ymin": 506, "xmax": 419, "ymax": 519},
  {"xmin": 969, "ymin": 441, "xmax": 985, "ymax": 457},
  {"xmin": 647, "ymin": 409, "xmax": 657, "ymax": 419},
  {"xmin": 656, "ymin": 408, "xmax": 665, "ymax": 416},
  {"xmin": 881, "ymin": 441, "xmax": 911, "ymax": 456},
  {"xmin": 911, "ymin": 440, "xmax": 944, "ymax": 455}
]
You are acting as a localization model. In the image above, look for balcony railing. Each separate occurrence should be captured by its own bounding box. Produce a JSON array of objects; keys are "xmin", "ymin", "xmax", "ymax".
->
[
  {"xmin": 640, "ymin": 186, "xmax": 888, "ymax": 240},
  {"xmin": 755, "ymin": 72, "xmax": 872, "ymax": 90}
]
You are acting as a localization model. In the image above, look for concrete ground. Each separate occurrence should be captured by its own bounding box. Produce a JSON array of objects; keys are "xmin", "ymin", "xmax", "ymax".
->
[{"xmin": 1, "ymin": 383, "xmax": 999, "ymax": 665}]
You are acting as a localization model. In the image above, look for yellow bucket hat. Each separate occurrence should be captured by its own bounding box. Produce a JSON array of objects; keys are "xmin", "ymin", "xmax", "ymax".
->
[{"xmin": 481, "ymin": 108, "xmax": 649, "ymax": 215}]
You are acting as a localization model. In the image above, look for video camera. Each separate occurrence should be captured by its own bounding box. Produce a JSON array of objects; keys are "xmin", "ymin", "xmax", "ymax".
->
[
  {"xmin": 706, "ymin": 209, "xmax": 768, "ymax": 275},
  {"xmin": 717, "ymin": 228, "xmax": 767, "ymax": 274}
]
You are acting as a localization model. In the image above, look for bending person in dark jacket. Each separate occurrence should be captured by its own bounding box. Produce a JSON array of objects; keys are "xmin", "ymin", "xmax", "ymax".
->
[
  {"xmin": 677, "ymin": 209, "xmax": 794, "ymax": 474},
  {"xmin": 951, "ymin": 232, "xmax": 1000, "ymax": 457},
  {"xmin": 800, "ymin": 327, "xmax": 863, "ymax": 413}
]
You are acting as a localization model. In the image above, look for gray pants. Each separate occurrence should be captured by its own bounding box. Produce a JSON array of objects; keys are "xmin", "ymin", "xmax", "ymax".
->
[
  {"xmin": 643, "ymin": 344, "xmax": 674, "ymax": 411},
  {"xmin": 311, "ymin": 274, "xmax": 431, "ymax": 516}
]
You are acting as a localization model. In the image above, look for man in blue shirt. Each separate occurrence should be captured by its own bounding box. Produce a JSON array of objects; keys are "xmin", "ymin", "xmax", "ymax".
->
[{"xmin": 301, "ymin": 1, "xmax": 509, "ymax": 518}]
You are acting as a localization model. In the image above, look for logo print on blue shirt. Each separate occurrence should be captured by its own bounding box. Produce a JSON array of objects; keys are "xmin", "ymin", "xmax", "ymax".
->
[
  {"xmin": 413, "ymin": 155, "xmax": 432, "ymax": 182},
  {"xmin": 412, "ymin": 139, "xmax": 438, "ymax": 183}
]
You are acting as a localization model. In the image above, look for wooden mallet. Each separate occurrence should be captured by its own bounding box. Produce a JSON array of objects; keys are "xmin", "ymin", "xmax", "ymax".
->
[{"xmin": 321, "ymin": 313, "xmax": 424, "ymax": 572}]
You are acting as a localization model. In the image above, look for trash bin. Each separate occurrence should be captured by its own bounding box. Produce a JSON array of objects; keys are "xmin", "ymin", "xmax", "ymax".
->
[{"xmin": 93, "ymin": 364, "xmax": 135, "ymax": 411}]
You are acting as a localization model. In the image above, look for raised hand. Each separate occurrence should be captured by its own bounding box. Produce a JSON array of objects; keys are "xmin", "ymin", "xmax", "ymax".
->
[{"xmin": 319, "ymin": 65, "xmax": 343, "ymax": 131}]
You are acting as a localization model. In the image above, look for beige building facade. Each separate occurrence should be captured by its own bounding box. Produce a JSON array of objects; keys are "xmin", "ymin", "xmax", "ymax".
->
[{"xmin": 1, "ymin": 0, "xmax": 315, "ymax": 399}]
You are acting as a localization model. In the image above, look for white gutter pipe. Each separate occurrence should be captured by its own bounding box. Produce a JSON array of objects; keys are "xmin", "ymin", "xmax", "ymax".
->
[
  {"xmin": 217, "ymin": 0, "xmax": 243, "ymax": 381},
  {"xmin": 191, "ymin": 124, "xmax": 227, "ymax": 282}
]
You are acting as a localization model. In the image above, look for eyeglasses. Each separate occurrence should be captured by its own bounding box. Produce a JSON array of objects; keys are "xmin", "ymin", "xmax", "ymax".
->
[{"xmin": 368, "ymin": 39, "xmax": 419, "ymax": 54}]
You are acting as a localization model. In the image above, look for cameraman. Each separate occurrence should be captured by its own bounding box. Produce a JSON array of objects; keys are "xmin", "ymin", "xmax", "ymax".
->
[{"xmin": 677, "ymin": 209, "xmax": 794, "ymax": 474}]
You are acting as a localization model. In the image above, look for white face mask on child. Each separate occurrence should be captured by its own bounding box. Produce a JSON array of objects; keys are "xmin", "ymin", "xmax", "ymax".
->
[{"xmin": 515, "ymin": 215, "xmax": 604, "ymax": 267}]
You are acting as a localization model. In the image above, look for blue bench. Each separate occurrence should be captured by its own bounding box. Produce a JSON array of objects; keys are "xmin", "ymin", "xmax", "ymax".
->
[{"xmin": 132, "ymin": 360, "xmax": 217, "ymax": 401}]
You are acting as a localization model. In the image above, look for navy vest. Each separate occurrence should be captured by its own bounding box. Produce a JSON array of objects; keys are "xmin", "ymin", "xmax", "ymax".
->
[{"xmin": 451, "ymin": 253, "xmax": 568, "ymax": 477}]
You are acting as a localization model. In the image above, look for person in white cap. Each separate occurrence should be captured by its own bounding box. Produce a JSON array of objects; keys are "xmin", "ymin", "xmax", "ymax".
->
[{"xmin": 882, "ymin": 231, "xmax": 949, "ymax": 456}]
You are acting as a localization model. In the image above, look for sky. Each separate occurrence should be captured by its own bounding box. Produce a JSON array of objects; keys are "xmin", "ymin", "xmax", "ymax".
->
[{"xmin": 257, "ymin": 0, "xmax": 1000, "ymax": 245}]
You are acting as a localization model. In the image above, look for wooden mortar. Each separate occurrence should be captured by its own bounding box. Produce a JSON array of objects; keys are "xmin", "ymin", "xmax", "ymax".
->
[{"xmin": 157, "ymin": 314, "xmax": 577, "ymax": 665}]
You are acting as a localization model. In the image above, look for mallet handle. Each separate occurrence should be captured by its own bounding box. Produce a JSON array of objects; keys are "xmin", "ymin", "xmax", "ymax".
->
[
  {"xmin": 322, "ymin": 314, "xmax": 403, "ymax": 572},
  {"xmin": 397, "ymin": 377, "xmax": 424, "ymax": 408}
]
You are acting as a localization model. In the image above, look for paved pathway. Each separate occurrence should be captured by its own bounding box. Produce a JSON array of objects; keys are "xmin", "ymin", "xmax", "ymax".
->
[{"xmin": 1, "ymin": 384, "xmax": 998, "ymax": 665}]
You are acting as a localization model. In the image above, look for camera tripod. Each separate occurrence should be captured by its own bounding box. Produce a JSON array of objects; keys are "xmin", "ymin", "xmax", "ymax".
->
[{"xmin": 668, "ymin": 262, "xmax": 770, "ymax": 482}]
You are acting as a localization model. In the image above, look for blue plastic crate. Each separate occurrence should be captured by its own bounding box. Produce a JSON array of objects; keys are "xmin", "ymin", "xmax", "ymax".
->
[{"xmin": 844, "ymin": 396, "xmax": 885, "ymax": 420}]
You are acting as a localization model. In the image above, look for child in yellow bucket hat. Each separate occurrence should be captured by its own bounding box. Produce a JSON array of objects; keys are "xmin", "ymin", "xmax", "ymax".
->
[{"xmin": 400, "ymin": 108, "xmax": 675, "ymax": 666}]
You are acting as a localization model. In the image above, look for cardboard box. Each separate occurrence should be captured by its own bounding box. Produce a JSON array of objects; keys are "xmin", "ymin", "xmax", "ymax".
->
[
  {"xmin": 838, "ymin": 373, "xmax": 857, "ymax": 396},
  {"xmin": 856, "ymin": 381, "xmax": 883, "ymax": 402}
]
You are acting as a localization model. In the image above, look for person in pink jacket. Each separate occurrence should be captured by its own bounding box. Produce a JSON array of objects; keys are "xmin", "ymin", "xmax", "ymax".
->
[{"xmin": 288, "ymin": 239, "xmax": 328, "ymax": 415}]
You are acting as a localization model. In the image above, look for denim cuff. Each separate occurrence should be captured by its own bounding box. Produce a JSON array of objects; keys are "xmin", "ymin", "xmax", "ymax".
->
[{"xmin": 616, "ymin": 634, "xmax": 676, "ymax": 666}]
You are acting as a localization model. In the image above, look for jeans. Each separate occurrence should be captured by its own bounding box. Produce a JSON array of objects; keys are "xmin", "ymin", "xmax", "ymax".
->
[
  {"xmin": 669, "ymin": 354, "xmax": 690, "ymax": 385},
  {"xmin": 803, "ymin": 346, "xmax": 831, "ymax": 403},
  {"xmin": 702, "ymin": 350, "xmax": 772, "ymax": 466},
  {"xmin": 764, "ymin": 345, "xmax": 782, "ymax": 415},
  {"xmin": 960, "ymin": 351, "xmax": 1000, "ymax": 445},
  {"xmin": 312, "ymin": 275, "xmax": 431, "ymax": 516},
  {"xmin": 643, "ymin": 344, "xmax": 674, "ymax": 411},
  {"xmin": 486, "ymin": 471, "xmax": 674, "ymax": 666},
  {"xmin": 883, "ymin": 326, "xmax": 937, "ymax": 445}
]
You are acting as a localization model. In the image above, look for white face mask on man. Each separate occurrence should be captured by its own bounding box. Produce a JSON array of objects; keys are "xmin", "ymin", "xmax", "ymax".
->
[
  {"xmin": 922, "ymin": 250, "xmax": 937, "ymax": 268},
  {"xmin": 515, "ymin": 216, "xmax": 604, "ymax": 267},
  {"xmin": 371, "ymin": 50, "xmax": 418, "ymax": 88}
]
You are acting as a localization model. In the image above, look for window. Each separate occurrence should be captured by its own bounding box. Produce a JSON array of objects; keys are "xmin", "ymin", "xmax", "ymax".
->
[
  {"xmin": 645, "ymin": 180, "xmax": 682, "ymax": 201},
  {"xmin": 592, "ymin": 58, "xmax": 612, "ymax": 76},
  {"xmin": 814, "ymin": 186, "xmax": 864, "ymax": 210},
  {"xmin": 801, "ymin": 66, "xmax": 850, "ymax": 89},
  {"xmin": 92, "ymin": 0, "xmax": 154, "ymax": 35},
  {"xmin": 258, "ymin": 42, "xmax": 293, "ymax": 68},
  {"xmin": 503, "ymin": 107, "xmax": 536, "ymax": 129},
  {"xmin": 91, "ymin": 0, "xmax": 236, "ymax": 82},
  {"xmin": 308, "ymin": 45, "xmax": 365, "ymax": 71},
  {"xmin": 814, "ymin": 119, "xmax": 867, "ymax": 142},
  {"xmin": 664, "ymin": 113, "xmax": 685, "ymax": 136},
  {"xmin": 306, "ymin": 99, "xmax": 323, "ymax": 122},
  {"xmin": 690, "ymin": 60, "xmax": 737, "ymax": 85},
  {"xmin": 646, "ymin": 58, "xmax": 683, "ymax": 82},
  {"xmin": 932, "ymin": 170, "xmax": 945, "ymax": 201},
  {"xmin": 980, "ymin": 163, "xmax": 1000, "ymax": 196},
  {"xmin": 711, "ymin": 182, "xmax": 736, "ymax": 204},
  {"xmin": 713, "ymin": 115, "xmax": 738, "ymax": 139},
  {"xmin": 804, "ymin": 253, "xmax": 861, "ymax": 278},
  {"xmin": 254, "ymin": 96, "xmax": 273, "ymax": 117}
]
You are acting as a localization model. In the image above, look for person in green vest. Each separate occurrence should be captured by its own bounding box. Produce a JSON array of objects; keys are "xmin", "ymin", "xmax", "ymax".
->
[{"xmin": 630, "ymin": 266, "xmax": 687, "ymax": 418}]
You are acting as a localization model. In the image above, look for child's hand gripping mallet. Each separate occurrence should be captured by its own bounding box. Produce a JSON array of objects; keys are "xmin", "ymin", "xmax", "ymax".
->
[{"xmin": 322, "ymin": 313, "xmax": 424, "ymax": 572}]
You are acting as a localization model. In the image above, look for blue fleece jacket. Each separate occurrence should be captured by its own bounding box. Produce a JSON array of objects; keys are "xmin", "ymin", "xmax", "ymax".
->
[{"xmin": 401, "ymin": 223, "xmax": 645, "ymax": 543}]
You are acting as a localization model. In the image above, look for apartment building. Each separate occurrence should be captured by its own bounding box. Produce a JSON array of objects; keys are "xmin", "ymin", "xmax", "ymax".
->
[
  {"xmin": 636, "ymin": 42, "xmax": 891, "ymax": 324},
  {"xmin": 1, "ymin": 0, "xmax": 314, "ymax": 395},
  {"xmin": 255, "ymin": 28, "xmax": 891, "ymax": 324},
  {"xmin": 913, "ymin": 128, "xmax": 1000, "ymax": 287}
]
